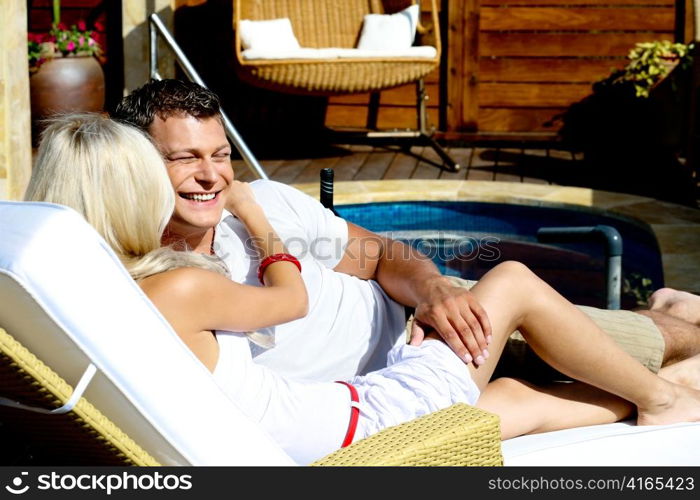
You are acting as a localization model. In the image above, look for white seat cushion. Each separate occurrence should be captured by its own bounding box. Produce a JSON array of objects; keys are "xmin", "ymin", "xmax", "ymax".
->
[
  {"xmin": 503, "ymin": 420, "xmax": 700, "ymax": 466},
  {"xmin": 241, "ymin": 46, "xmax": 437, "ymax": 61},
  {"xmin": 0, "ymin": 201, "xmax": 295, "ymax": 466}
]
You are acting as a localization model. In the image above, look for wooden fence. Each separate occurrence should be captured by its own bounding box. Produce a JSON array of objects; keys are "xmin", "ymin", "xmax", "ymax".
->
[{"xmin": 325, "ymin": 0, "xmax": 686, "ymax": 137}]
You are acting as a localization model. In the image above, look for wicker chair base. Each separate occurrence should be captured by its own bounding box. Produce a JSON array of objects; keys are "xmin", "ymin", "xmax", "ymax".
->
[
  {"xmin": 237, "ymin": 59, "xmax": 439, "ymax": 96},
  {"xmin": 313, "ymin": 403, "xmax": 503, "ymax": 466}
]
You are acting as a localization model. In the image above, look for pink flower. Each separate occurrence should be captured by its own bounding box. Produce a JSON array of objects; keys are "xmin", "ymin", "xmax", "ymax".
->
[
  {"xmin": 66, "ymin": 41, "xmax": 76, "ymax": 52},
  {"xmin": 28, "ymin": 33, "xmax": 41, "ymax": 43},
  {"xmin": 57, "ymin": 22, "xmax": 67, "ymax": 30},
  {"xmin": 88, "ymin": 38, "xmax": 95, "ymax": 46},
  {"xmin": 79, "ymin": 36, "xmax": 85, "ymax": 45},
  {"xmin": 93, "ymin": 21, "xmax": 104, "ymax": 32},
  {"xmin": 77, "ymin": 20, "xmax": 87, "ymax": 31}
]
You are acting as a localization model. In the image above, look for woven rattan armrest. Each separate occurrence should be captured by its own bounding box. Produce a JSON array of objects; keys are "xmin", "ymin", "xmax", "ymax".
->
[
  {"xmin": 0, "ymin": 328, "xmax": 159, "ymax": 466},
  {"xmin": 312, "ymin": 403, "xmax": 503, "ymax": 466}
]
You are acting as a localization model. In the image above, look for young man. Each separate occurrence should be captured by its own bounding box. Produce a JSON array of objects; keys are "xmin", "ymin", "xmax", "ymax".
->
[{"xmin": 112, "ymin": 79, "xmax": 700, "ymax": 382}]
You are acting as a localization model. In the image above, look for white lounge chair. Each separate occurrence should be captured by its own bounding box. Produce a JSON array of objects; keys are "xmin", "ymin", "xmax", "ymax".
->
[
  {"xmin": 1, "ymin": 200, "xmax": 698, "ymax": 466},
  {"xmin": 0, "ymin": 201, "xmax": 500, "ymax": 466}
]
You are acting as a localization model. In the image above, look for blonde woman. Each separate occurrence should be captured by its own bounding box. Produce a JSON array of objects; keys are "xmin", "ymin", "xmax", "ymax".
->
[{"xmin": 25, "ymin": 113, "xmax": 700, "ymax": 465}]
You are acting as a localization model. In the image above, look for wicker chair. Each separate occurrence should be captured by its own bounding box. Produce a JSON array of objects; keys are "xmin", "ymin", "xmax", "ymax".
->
[{"xmin": 233, "ymin": 0, "xmax": 460, "ymax": 171}]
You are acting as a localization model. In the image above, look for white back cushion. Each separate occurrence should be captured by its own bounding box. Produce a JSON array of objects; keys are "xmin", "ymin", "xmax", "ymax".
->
[
  {"xmin": 357, "ymin": 4, "xmax": 420, "ymax": 51},
  {"xmin": 239, "ymin": 18, "xmax": 301, "ymax": 51},
  {"xmin": 0, "ymin": 201, "xmax": 295, "ymax": 465}
]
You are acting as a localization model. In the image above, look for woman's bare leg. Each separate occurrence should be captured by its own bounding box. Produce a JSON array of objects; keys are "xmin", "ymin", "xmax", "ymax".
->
[
  {"xmin": 477, "ymin": 378, "xmax": 633, "ymax": 439},
  {"xmin": 480, "ymin": 353, "xmax": 700, "ymax": 440},
  {"xmin": 476, "ymin": 354, "xmax": 700, "ymax": 440},
  {"xmin": 463, "ymin": 261, "xmax": 700, "ymax": 427},
  {"xmin": 658, "ymin": 353, "xmax": 700, "ymax": 390}
]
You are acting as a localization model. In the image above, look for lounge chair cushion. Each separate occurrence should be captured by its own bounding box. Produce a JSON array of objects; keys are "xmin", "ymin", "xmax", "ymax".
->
[
  {"xmin": 504, "ymin": 421, "xmax": 700, "ymax": 465},
  {"xmin": 357, "ymin": 4, "xmax": 420, "ymax": 51}
]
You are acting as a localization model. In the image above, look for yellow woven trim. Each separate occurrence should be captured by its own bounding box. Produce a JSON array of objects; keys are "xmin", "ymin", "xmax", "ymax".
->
[
  {"xmin": 0, "ymin": 328, "xmax": 160, "ymax": 466},
  {"xmin": 312, "ymin": 403, "xmax": 503, "ymax": 466}
]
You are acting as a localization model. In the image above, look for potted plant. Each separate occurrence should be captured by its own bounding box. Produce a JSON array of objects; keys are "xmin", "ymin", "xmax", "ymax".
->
[
  {"xmin": 28, "ymin": 0, "xmax": 105, "ymax": 143},
  {"xmin": 607, "ymin": 40, "xmax": 693, "ymax": 98},
  {"xmin": 557, "ymin": 40, "xmax": 696, "ymax": 206}
]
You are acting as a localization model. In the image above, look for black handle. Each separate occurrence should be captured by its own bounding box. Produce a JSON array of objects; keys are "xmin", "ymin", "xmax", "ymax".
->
[{"xmin": 320, "ymin": 168, "xmax": 339, "ymax": 216}]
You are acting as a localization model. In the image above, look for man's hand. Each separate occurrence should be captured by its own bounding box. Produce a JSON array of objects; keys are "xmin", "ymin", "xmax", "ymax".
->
[
  {"xmin": 332, "ymin": 222, "xmax": 491, "ymax": 365},
  {"xmin": 409, "ymin": 277, "xmax": 492, "ymax": 366}
]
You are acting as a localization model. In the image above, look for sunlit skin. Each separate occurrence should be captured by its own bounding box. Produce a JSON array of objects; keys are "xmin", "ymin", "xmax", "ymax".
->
[{"xmin": 148, "ymin": 115, "xmax": 233, "ymax": 253}]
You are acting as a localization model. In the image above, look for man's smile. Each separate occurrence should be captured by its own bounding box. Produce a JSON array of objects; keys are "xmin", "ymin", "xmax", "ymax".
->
[{"xmin": 178, "ymin": 191, "xmax": 221, "ymax": 203}]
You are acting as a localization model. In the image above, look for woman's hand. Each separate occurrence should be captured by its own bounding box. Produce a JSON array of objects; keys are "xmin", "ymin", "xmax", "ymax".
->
[{"xmin": 226, "ymin": 181, "xmax": 260, "ymax": 219}]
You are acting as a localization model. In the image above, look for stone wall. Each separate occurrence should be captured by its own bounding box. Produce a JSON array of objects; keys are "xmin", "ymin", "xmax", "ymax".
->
[
  {"xmin": 123, "ymin": 0, "xmax": 175, "ymax": 93},
  {"xmin": 0, "ymin": 0, "xmax": 31, "ymax": 201}
]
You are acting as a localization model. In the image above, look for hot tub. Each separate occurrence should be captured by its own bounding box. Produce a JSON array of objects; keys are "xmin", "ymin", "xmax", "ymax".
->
[{"xmin": 336, "ymin": 200, "xmax": 664, "ymax": 309}]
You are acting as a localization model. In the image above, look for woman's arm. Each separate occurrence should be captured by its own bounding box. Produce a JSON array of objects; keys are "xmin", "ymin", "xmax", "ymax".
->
[
  {"xmin": 225, "ymin": 181, "xmax": 306, "ymax": 296},
  {"xmin": 143, "ymin": 266, "xmax": 307, "ymax": 332},
  {"xmin": 141, "ymin": 267, "xmax": 307, "ymax": 371}
]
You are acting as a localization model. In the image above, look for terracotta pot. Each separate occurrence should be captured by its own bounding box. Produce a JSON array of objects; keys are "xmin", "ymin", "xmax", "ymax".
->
[{"xmin": 30, "ymin": 56, "xmax": 105, "ymax": 144}]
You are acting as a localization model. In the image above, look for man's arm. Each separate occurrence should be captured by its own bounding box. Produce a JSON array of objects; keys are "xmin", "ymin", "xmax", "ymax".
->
[{"xmin": 333, "ymin": 222, "xmax": 491, "ymax": 365}]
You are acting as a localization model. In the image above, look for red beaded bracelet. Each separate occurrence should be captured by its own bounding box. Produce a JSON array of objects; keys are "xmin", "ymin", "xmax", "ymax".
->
[{"xmin": 257, "ymin": 253, "xmax": 302, "ymax": 284}]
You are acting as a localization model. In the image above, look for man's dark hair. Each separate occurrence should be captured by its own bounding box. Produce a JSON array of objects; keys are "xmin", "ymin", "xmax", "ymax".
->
[{"xmin": 111, "ymin": 79, "xmax": 222, "ymax": 132}]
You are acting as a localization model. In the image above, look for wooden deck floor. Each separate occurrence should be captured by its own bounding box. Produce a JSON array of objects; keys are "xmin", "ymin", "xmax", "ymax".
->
[{"xmin": 232, "ymin": 144, "xmax": 584, "ymax": 186}]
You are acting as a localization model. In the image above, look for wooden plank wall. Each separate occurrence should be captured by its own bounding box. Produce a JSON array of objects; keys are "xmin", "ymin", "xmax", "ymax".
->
[
  {"xmin": 477, "ymin": 0, "xmax": 677, "ymax": 134},
  {"xmin": 326, "ymin": 1, "xmax": 680, "ymax": 136},
  {"xmin": 325, "ymin": 0, "xmax": 440, "ymax": 131}
]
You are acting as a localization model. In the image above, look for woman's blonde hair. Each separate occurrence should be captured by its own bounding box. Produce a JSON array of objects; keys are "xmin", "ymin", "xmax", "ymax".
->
[{"xmin": 24, "ymin": 113, "xmax": 226, "ymax": 280}]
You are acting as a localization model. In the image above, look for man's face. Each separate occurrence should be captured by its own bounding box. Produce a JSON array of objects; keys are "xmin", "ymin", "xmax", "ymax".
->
[{"xmin": 148, "ymin": 114, "xmax": 233, "ymax": 238}]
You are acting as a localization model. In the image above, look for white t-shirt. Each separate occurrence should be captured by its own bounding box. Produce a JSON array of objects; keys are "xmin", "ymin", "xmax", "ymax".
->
[{"xmin": 215, "ymin": 180, "xmax": 407, "ymax": 381}]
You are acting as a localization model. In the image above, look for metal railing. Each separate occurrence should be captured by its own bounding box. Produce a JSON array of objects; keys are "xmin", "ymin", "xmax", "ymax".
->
[
  {"xmin": 148, "ymin": 13, "xmax": 268, "ymax": 180},
  {"xmin": 537, "ymin": 225, "xmax": 623, "ymax": 310}
]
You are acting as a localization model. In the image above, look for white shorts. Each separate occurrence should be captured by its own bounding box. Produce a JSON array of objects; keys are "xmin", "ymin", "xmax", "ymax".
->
[{"xmin": 349, "ymin": 339, "xmax": 480, "ymax": 442}]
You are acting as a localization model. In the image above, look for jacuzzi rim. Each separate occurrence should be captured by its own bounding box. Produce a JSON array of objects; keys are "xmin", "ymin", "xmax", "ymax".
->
[{"xmin": 334, "ymin": 199, "xmax": 658, "ymax": 241}]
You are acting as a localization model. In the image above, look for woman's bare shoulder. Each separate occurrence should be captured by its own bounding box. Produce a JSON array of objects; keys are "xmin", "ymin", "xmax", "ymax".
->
[{"xmin": 139, "ymin": 267, "xmax": 226, "ymax": 302}]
